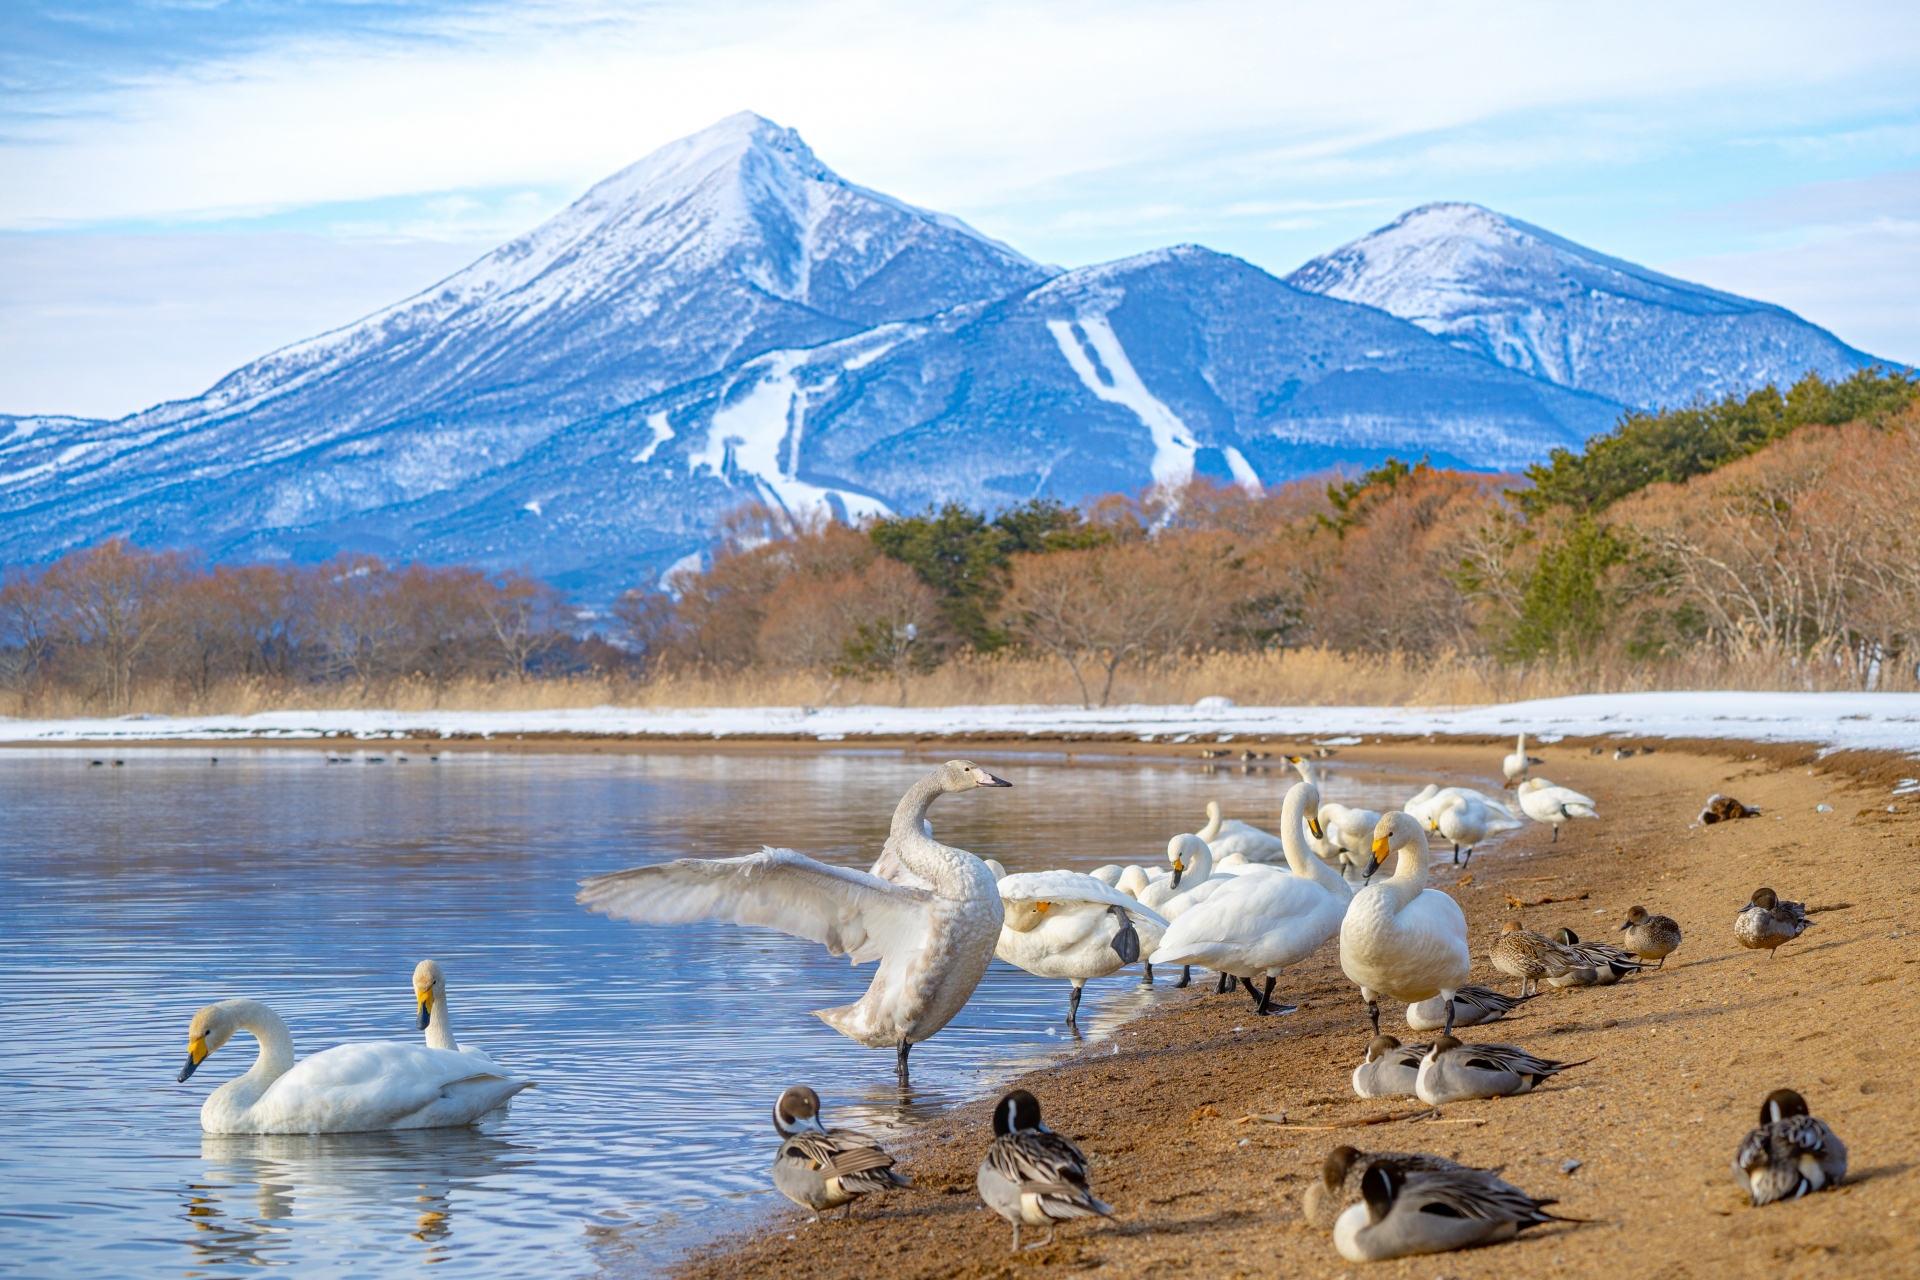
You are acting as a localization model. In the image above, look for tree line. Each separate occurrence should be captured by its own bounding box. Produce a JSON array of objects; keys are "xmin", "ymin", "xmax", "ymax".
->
[{"xmin": 3, "ymin": 367, "xmax": 1915, "ymax": 713}]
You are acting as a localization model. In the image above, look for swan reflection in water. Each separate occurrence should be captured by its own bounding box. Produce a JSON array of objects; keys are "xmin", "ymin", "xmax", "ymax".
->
[{"xmin": 181, "ymin": 1123, "xmax": 531, "ymax": 1271}]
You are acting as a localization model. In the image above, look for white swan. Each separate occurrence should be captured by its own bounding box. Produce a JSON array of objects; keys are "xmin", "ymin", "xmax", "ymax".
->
[
  {"xmin": 1135, "ymin": 834, "xmax": 1218, "ymax": 915},
  {"xmin": 1149, "ymin": 782, "xmax": 1351, "ymax": 1015},
  {"xmin": 577, "ymin": 759, "xmax": 1012, "ymax": 1082},
  {"xmin": 1195, "ymin": 799, "xmax": 1287, "ymax": 862},
  {"xmin": 1404, "ymin": 784, "xmax": 1517, "ymax": 827},
  {"xmin": 412, "ymin": 959, "xmax": 504, "ymax": 1066},
  {"xmin": 993, "ymin": 869, "xmax": 1168, "ymax": 1029},
  {"xmin": 1319, "ymin": 802, "xmax": 1385, "ymax": 883},
  {"xmin": 1423, "ymin": 792, "xmax": 1524, "ymax": 867},
  {"xmin": 1515, "ymin": 777, "xmax": 1599, "ymax": 842},
  {"xmin": 176, "ymin": 999, "xmax": 534, "ymax": 1134},
  {"xmin": 1339, "ymin": 812, "xmax": 1471, "ymax": 1037},
  {"xmin": 1502, "ymin": 732, "xmax": 1542, "ymax": 785}
]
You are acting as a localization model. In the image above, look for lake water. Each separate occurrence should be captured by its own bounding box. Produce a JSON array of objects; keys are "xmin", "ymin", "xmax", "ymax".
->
[{"xmin": 0, "ymin": 745, "xmax": 1470, "ymax": 1279}]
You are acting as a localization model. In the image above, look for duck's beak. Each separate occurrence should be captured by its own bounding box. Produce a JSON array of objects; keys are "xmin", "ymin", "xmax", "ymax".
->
[
  {"xmin": 178, "ymin": 1035, "xmax": 208, "ymax": 1083},
  {"xmin": 417, "ymin": 989, "xmax": 433, "ymax": 1030},
  {"xmin": 1614, "ymin": 920, "xmax": 1630, "ymax": 931}
]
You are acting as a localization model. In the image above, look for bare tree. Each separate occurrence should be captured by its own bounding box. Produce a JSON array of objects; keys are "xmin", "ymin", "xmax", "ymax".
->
[
  {"xmin": 40, "ymin": 540, "xmax": 184, "ymax": 710},
  {"xmin": 0, "ymin": 567, "xmax": 53, "ymax": 707},
  {"xmin": 481, "ymin": 572, "xmax": 574, "ymax": 680}
]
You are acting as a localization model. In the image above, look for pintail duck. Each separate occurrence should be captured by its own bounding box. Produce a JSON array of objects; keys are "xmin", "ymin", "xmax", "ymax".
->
[
  {"xmin": 1546, "ymin": 928, "xmax": 1642, "ymax": 986},
  {"xmin": 1351, "ymin": 1034, "xmax": 1427, "ymax": 1098},
  {"xmin": 1414, "ymin": 1035, "xmax": 1591, "ymax": 1104},
  {"xmin": 1734, "ymin": 888, "xmax": 1812, "ymax": 957},
  {"xmin": 1733, "ymin": 1088, "xmax": 1847, "ymax": 1206},
  {"xmin": 771, "ymin": 1086, "xmax": 911, "ymax": 1219},
  {"xmin": 1303, "ymin": 1144, "xmax": 1476, "ymax": 1232},
  {"xmin": 1405, "ymin": 983, "xmax": 1535, "ymax": 1031},
  {"xmin": 976, "ymin": 1089, "xmax": 1113, "ymax": 1251},
  {"xmin": 1616, "ymin": 905, "xmax": 1682, "ymax": 967},
  {"xmin": 1699, "ymin": 794, "xmax": 1762, "ymax": 823},
  {"xmin": 1489, "ymin": 921, "xmax": 1584, "ymax": 996},
  {"xmin": 1334, "ymin": 1158, "xmax": 1575, "ymax": 1261}
]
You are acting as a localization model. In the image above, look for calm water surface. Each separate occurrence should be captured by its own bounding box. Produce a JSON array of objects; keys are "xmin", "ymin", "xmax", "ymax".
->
[{"xmin": 0, "ymin": 747, "xmax": 1459, "ymax": 1279}]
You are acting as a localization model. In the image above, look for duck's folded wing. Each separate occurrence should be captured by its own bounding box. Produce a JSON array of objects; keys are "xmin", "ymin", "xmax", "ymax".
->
[
  {"xmin": 998, "ymin": 871, "xmax": 1169, "ymax": 925},
  {"xmin": 578, "ymin": 846, "xmax": 932, "ymax": 963},
  {"xmin": 1398, "ymin": 1169, "xmax": 1554, "ymax": 1223}
]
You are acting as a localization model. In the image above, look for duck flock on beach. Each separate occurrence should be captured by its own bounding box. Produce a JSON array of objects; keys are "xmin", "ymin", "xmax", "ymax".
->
[{"xmin": 172, "ymin": 734, "xmax": 1845, "ymax": 1263}]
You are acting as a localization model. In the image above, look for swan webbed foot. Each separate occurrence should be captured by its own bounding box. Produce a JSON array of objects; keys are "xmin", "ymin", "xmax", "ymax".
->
[
  {"xmin": 1174, "ymin": 965, "xmax": 1192, "ymax": 988},
  {"xmin": 1253, "ymin": 976, "xmax": 1279, "ymax": 1015}
]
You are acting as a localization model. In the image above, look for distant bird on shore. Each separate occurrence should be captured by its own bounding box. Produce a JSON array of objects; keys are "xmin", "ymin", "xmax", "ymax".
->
[
  {"xmin": 1333, "ymin": 1157, "xmax": 1574, "ymax": 1261},
  {"xmin": 1699, "ymin": 794, "xmax": 1763, "ymax": 824},
  {"xmin": 1735, "ymin": 888, "xmax": 1812, "ymax": 958},
  {"xmin": 1489, "ymin": 921, "xmax": 1585, "ymax": 996},
  {"xmin": 1421, "ymin": 791, "xmax": 1523, "ymax": 866},
  {"xmin": 1516, "ymin": 778, "xmax": 1599, "ymax": 841},
  {"xmin": 976, "ymin": 1090, "xmax": 1112, "ymax": 1252},
  {"xmin": 1340, "ymin": 812, "xmax": 1472, "ymax": 1036},
  {"xmin": 1616, "ymin": 905, "xmax": 1683, "ymax": 968},
  {"xmin": 1502, "ymin": 733, "xmax": 1543, "ymax": 786},
  {"xmin": 1404, "ymin": 984, "xmax": 1534, "ymax": 1031},
  {"xmin": 1413, "ymin": 1036, "xmax": 1590, "ymax": 1104},
  {"xmin": 771, "ymin": 1085, "xmax": 911, "ymax": 1219},
  {"xmin": 991, "ymin": 868, "xmax": 1167, "ymax": 1030},
  {"xmin": 1303, "ymin": 1145, "xmax": 1476, "ymax": 1232},
  {"xmin": 577, "ymin": 760, "xmax": 1012, "ymax": 1083},
  {"xmin": 1351, "ymin": 1034, "xmax": 1426, "ymax": 1098},
  {"xmin": 1733, "ymin": 1089, "xmax": 1847, "ymax": 1206}
]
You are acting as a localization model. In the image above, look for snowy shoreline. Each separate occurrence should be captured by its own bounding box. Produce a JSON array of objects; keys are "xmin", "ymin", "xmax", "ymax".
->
[{"xmin": 2, "ymin": 691, "xmax": 1917, "ymax": 755}]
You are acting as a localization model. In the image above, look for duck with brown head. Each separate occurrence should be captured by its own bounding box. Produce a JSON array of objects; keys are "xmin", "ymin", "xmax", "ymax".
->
[
  {"xmin": 769, "ymin": 1085, "xmax": 911, "ymax": 1219},
  {"xmin": 577, "ymin": 760, "xmax": 1012, "ymax": 1084}
]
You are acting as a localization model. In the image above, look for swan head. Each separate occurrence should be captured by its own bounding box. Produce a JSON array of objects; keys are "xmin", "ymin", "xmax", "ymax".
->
[
  {"xmin": 413, "ymin": 959, "xmax": 445, "ymax": 1030},
  {"xmin": 1516, "ymin": 777, "xmax": 1548, "ymax": 794},
  {"xmin": 982, "ymin": 857, "xmax": 1008, "ymax": 882},
  {"xmin": 1367, "ymin": 811, "xmax": 1423, "ymax": 877},
  {"xmin": 1166, "ymin": 833, "xmax": 1209, "ymax": 886},
  {"xmin": 991, "ymin": 1088, "xmax": 1046, "ymax": 1136},
  {"xmin": 936, "ymin": 759, "xmax": 1011, "ymax": 791},
  {"xmin": 773, "ymin": 1085, "xmax": 827, "ymax": 1137},
  {"xmin": 1002, "ymin": 899, "xmax": 1052, "ymax": 932},
  {"xmin": 1362, "ymin": 1034, "xmax": 1401, "ymax": 1063},
  {"xmin": 178, "ymin": 1002, "xmax": 242, "ymax": 1082}
]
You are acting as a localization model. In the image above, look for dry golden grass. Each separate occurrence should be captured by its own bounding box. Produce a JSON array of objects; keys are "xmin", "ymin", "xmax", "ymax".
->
[{"xmin": 4, "ymin": 644, "xmax": 1909, "ymax": 720}]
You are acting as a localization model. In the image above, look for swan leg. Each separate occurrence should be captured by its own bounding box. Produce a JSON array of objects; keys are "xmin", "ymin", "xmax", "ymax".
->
[
  {"xmin": 1175, "ymin": 965, "xmax": 1192, "ymax": 988},
  {"xmin": 896, "ymin": 1039, "xmax": 911, "ymax": 1084},
  {"xmin": 1253, "ymin": 976, "xmax": 1286, "ymax": 1015},
  {"xmin": 1142, "ymin": 962, "xmax": 1154, "ymax": 987},
  {"xmin": 1551, "ymin": 824, "xmax": 1560, "ymax": 843},
  {"xmin": 1442, "ymin": 992, "xmax": 1457, "ymax": 1036},
  {"xmin": 1363, "ymin": 991, "xmax": 1381, "ymax": 1037},
  {"xmin": 1215, "ymin": 971, "xmax": 1233, "ymax": 995},
  {"xmin": 1240, "ymin": 976, "xmax": 1264, "ymax": 1008},
  {"xmin": 1461, "ymin": 845, "xmax": 1474, "ymax": 868},
  {"xmin": 1067, "ymin": 982, "xmax": 1084, "ymax": 1029}
]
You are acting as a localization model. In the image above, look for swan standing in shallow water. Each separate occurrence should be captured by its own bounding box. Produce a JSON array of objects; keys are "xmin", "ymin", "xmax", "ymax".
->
[
  {"xmin": 1339, "ymin": 812, "xmax": 1471, "ymax": 1036},
  {"xmin": 577, "ymin": 760, "xmax": 1011, "ymax": 1083},
  {"xmin": 991, "ymin": 869, "xmax": 1167, "ymax": 1030},
  {"xmin": 176, "ymin": 999, "xmax": 534, "ymax": 1134}
]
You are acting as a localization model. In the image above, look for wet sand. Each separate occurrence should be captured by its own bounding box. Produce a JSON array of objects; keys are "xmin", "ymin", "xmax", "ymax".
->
[{"xmin": 675, "ymin": 740, "xmax": 1920, "ymax": 1280}]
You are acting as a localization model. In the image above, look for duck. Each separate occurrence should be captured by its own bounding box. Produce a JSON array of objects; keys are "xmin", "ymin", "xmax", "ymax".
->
[
  {"xmin": 1515, "ymin": 778, "xmax": 1599, "ymax": 841},
  {"xmin": 1545, "ymin": 927, "xmax": 1642, "ymax": 986},
  {"xmin": 1502, "ymin": 732, "xmax": 1543, "ymax": 786},
  {"xmin": 1303, "ymin": 1145, "xmax": 1478, "ymax": 1233},
  {"xmin": 1413, "ymin": 1035, "xmax": 1590, "ymax": 1104},
  {"xmin": 1195, "ymin": 799, "xmax": 1287, "ymax": 863},
  {"xmin": 1423, "ymin": 792, "xmax": 1524, "ymax": 867},
  {"xmin": 1616, "ymin": 905, "xmax": 1683, "ymax": 968},
  {"xmin": 771, "ymin": 1085, "xmax": 911, "ymax": 1219},
  {"xmin": 1489, "ymin": 920, "xmax": 1585, "ymax": 996},
  {"xmin": 1351, "ymin": 1034, "xmax": 1427, "ymax": 1098},
  {"xmin": 1148, "ymin": 782, "xmax": 1351, "ymax": 1015},
  {"xmin": 577, "ymin": 759, "xmax": 1013, "ymax": 1082},
  {"xmin": 175, "ymin": 998, "xmax": 535, "ymax": 1134},
  {"xmin": 1735, "ymin": 887, "xmax": 1812, "ymax": 958},
  {"xmin": 1339, "ymin": 812, "xmax": 1472, "ymax": 1036},
  {"xmin": 1334, "ymin": 1158, "xmax": 1571, "ymax": 1261},
  {"xmin": 976, "ymin": 1089, "xmax": 1113, "ymax": 1251},
  {"xmin": 993, "ymin": 869, "xmax": 1168, "ymax": 1029},
  {"xmin": 1733, "ymin": 1088, "xmax": 1847, "ymax": 1205},
  {"xmin": 1404, "ymin": 983, "xmax": 1534, "ymax": 1031}
]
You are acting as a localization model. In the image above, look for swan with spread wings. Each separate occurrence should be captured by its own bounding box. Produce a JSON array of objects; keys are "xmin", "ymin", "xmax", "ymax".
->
[{"xmin": 577, "ymin": 760, "xmax": 1011, "ymax": 1082}]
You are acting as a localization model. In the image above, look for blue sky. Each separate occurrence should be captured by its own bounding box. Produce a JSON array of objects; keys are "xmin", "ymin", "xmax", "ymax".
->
[{"xmin": 4, "ymin": 0, "xmax": 1918, "ymax": 417}]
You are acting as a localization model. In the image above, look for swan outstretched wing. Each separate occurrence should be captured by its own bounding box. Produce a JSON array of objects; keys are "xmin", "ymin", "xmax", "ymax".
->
[{"xmin": 578, "ymin": 846, "xmax": 932, "ymax": 964}]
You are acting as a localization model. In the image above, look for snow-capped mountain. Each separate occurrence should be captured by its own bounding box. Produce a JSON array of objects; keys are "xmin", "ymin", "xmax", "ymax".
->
[
  {"xmin": 0, "ymin": 113, "xmax": 1052, "ymax": 575},
  {"xmin": 1286, "ymin": 203, "xmax": 1878, "ymax": 410}
]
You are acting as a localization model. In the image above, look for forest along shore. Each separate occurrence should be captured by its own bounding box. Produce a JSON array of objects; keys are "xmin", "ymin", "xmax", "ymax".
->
[{"xmin": 673, "ymin": 742, "xmax": 1920, "ymax": 1280}]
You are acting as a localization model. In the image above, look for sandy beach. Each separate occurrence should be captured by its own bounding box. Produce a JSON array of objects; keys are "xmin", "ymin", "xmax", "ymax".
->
[{"xmin": 672, "ymin": 739, "xmax": 1920, "ymax": 1280}]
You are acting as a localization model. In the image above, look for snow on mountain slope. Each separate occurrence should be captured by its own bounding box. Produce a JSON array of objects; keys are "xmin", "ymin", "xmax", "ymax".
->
[
  {"xmin": 0, "ymin": 113, "xmax": 1052, "ymax": 570},
  {"xmin": 1287, "ymin": 203, "xmax": 1883, "ymax": 410}
]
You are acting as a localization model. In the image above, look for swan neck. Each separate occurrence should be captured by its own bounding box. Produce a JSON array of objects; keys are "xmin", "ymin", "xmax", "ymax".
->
[
  {"xmin": 1385, "ymin": 825, "xmax": 1430, "ymax": 910},
  {"xmin": 234, "ymin": 1000, "xmax": 296, "ymax": 1081},
  {"xmin": 1197, "ymin": 802, "xmax": 1223, "ymax": 843},
  {"xmin": 888, "ymin": 774, "xmax": 978, "ymax": 892},
  {"xmin": 425, "ymin": 989, "xmax": 457, "ymax": 1051},
  {"xmin": 889, "ymin": 773, "xmax": 945, "ymax": 842},
  {"xmin": 1282, "ymin": 786, "xmax": 1347, "ymax": 896}
]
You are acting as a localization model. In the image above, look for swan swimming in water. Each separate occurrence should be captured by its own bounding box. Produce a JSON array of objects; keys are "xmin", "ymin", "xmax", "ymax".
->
[
  {"xmin": 175, "ymin": 998, "xmax": 535, "ymax": 1134},
  {"xmin": 577, "ymin": 760, "xmax": 1012, "ymax": 1082},
  {"xmin": 412, "ymin": 959, "xmax": 503, "ymax": 1064}
]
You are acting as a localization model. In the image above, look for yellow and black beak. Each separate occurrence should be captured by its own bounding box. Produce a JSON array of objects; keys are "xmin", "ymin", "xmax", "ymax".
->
[
  {"xmin": 416, "ymin": 989, "xmax": 433, "ymax": 1031},
  {"xmin": 178, "ymin": 1036, "xmax": 208, "ymax": 1083},
  {"xmin": 1034, "ymin": 901, "xmax": 1051, "ymax": 914},
  {"xmin": 1307, "ymin": 815, "xmax": 1325, "ymax": 840},
  {"xmin": 1367, "ymin": 834, "xmax": 1390, "ymax": 878},
  {"xmin": 1170, "ymin": 857, "xmax": 1184, "ymax": 889}
]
